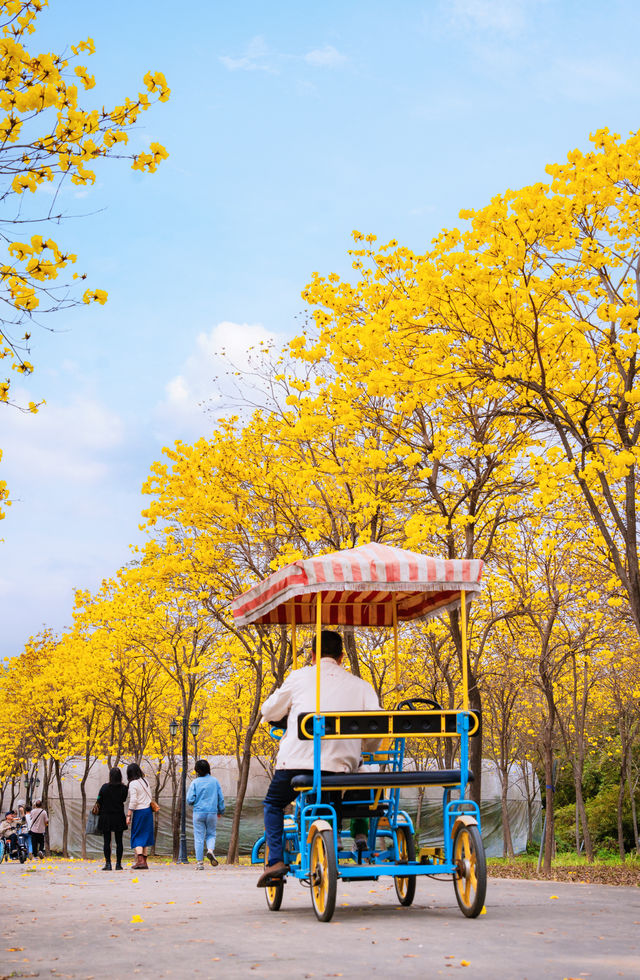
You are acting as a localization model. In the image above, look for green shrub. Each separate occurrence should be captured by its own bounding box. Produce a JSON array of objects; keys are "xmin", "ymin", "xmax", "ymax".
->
[{"xmin": 554, "ymin": 783, "xmax": 636, "ymax": 853}]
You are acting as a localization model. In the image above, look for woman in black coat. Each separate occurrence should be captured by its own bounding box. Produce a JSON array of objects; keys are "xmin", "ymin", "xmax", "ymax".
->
[{"xmin": 97, "ymin": 767, "xmax": 128, "ymax": 870}]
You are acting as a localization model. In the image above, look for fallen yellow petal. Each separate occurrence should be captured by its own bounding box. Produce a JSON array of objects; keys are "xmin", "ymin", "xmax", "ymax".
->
[
  {"xmin": 461, "ymin": 961, "xmax": 470, "ymax": 967},
  {"xmin": 550, "ymin": 895, "xmax": 559, "ymax": 900},
  {"xmin": 130, "ymin": 915, "xmax": 144, "ymax": 923},
  {"xmin": 480, "ymin": 906, "xmax": 487, "ymax": 915}
]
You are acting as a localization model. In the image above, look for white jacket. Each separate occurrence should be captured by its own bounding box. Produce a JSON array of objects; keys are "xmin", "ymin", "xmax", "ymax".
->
[{"xmin": 261, "ymin": 658, "xmax": 380, "ymax": 772}]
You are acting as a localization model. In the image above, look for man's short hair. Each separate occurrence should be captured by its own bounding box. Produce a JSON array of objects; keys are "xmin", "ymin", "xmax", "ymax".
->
[
  {"xmin": 194, "ymin": 759, "xmax": 211, "ymax": 777},
  {"xmin": 311, "ymin": 630, "xmax": 343, "ymax": 661}
]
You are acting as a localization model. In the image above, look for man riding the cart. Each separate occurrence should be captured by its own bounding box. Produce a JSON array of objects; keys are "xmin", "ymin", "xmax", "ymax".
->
[{"xmin": 257, "ymin": 629, "xmax": 380, "ymax": 887}]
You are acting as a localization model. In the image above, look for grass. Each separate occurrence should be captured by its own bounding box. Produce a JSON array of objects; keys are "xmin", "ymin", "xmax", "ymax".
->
[
  {"xmin": 489, "ymin": 852, "xmax": 640, "ymax": 869},
  {"xmin": 488, "ymin": 851, "xmax": 640, "ymax": 886}
]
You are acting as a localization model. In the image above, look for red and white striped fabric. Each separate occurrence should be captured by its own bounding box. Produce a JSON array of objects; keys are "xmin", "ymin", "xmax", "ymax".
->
[{"xmin": 231, "ymin": 542, "xmax": 484, "ymax": 627}]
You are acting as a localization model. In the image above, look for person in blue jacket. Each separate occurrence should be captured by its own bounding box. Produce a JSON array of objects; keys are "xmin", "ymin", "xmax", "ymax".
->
[{"xmin": 186, "ymin": 759, "xmax": 225, "ymax": 869}]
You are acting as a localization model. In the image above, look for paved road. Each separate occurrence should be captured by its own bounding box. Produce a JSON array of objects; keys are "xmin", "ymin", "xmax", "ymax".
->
[{"xmin": 1, "ymin": 858, "xmax": 639, "ymax": 979}]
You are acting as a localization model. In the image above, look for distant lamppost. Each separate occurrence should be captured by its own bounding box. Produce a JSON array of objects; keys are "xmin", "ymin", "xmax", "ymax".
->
[
  {"xmin": 190, "ymin": 717, "xmax": 200, "ymax": 758},
  {"xmin": 169, "ymin": 716, "xmax": 200, "ymax": 864}
]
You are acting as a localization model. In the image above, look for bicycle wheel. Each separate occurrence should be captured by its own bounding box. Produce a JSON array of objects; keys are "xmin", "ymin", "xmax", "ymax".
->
[
  {"xmin": 394, "ymin": 825, "xmax": 416, "ymax": 906},
  {"xmin": 263, "ymin": 844, "xmax": 285, "ymax": 912},
  {"xmin": 452, "ymin": 823, "xmax": 486, "ymax": 918},
  {"xmin": 309, "ymin": 827, "xmax": 337, "ymax": 922}
]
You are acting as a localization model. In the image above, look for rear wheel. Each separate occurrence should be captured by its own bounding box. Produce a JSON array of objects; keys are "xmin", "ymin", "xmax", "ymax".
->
[
  {"xmin": 263, "ymin": 844, "xmax": 284, "ymax": 912},
  {"xmin": 394, "ymin": 825, "xmax": 416, "ymax": 906},
  {"xmin": 452, "ymin": 824, "xmax": 486, "ymax": 918},
  {"xmin": 309, "ymin": 827, "xmax": 337, "ymax": 922}
]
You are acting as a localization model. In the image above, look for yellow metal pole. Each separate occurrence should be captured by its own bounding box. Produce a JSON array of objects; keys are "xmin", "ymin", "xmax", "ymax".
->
[
  {"xmin": 315, "ymin": 591, "xmax": 322, "ymax": 713},
  {"xmin": 461, "ymin": 589, "xmax": 468, "ymax": 711},
  {"xmin": 392, "ymin": 599, "xmax": 399, "ymax": 687},
  {"xmin": 290, "ymin": 602, "xmax": 298, "ymax": 669}
]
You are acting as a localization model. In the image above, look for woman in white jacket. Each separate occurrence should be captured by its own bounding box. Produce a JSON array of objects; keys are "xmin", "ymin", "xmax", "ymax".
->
[{"xmin": 126, "ymin": 763, "xmax": 154, "ymax": 870}]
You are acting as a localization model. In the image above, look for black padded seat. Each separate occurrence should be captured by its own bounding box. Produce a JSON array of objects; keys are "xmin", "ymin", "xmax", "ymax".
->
[{"xmin": 290, "ymin": 769, "xmax": 473, "ymax": 791}]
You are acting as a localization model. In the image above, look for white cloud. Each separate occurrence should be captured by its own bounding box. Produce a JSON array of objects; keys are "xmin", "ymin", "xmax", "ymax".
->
[
  {"xmin": 304, "ymin": 45, "xmax": 348, "ymax": 69},
  {"xmin": 2, "ymin": 391, "xmax": 124, "ymax": 485},
  {"xmin": 537, "ymin": 57, "xmax": 626, "ymax": 104},
  {"xmin": 220, "ymin": 36, "xmax": 277, "ymax": 73},
  {"xmin": 221, "ymin": 37, "xmax": 348, "ymax": 76},
  {"xmin": 155, "ymin": 320, "xmax": 281, "ymax": 442},
  {"xmin": 445, "ymin": 0, "xmax": 529, "ymax": 36}
]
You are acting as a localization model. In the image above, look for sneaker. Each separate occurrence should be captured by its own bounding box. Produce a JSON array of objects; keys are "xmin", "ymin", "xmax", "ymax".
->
[
  {"xmin": 38, "ymin": 850, "xmax": 45, "ymax": 859},
  {"xmin": 206, "ymin": 850, "xmax": 218, "ymax": 867},
  {"xmin": 354, "ymin": 834, "xmax": 368, "ymax": 851},
  {"xmin": 196, "ymin": 861, "xmax": 204, "ymax": 870}
]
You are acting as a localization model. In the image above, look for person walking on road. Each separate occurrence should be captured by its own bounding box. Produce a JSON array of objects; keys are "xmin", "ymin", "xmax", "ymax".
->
[
  {"xmin": 187, "ymin": 759, "xmax": 225, "ymax": 870},
  {"xmin": 96, "ymin": 767, "xmax": 128, "ymax": 871},
  {"xmin": 29, "ymin": 801, "xmax": 48, "ymax": 859},
  {"xmin": 126, "ymin": 763, "xmax": 154, "ymax": 870}
]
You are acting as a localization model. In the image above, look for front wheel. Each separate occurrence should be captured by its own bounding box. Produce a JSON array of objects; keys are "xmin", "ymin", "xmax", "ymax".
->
[
  {"xmin": 452, "ymin": 824, "xmax": 486, "ymax": 918},
  {"xmin": 309, "ymin": 827, "xmax": 337, "ymax": 922},
  {"xmin": 263, "ymin": 844, "xmax": 284, "ymax": 912},
  {"xmin": 18, "ymin": 847, "xmax": 27, "ymax": 864},
  {"xmin": 394, "ymin": 825, "xmax": 416, "ymax": 906}
]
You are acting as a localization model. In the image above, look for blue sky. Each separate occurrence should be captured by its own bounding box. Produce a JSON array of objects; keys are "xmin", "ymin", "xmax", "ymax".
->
[{"xmin": 2, "ymin": 0, "xmax": 640, "ymax": 657}]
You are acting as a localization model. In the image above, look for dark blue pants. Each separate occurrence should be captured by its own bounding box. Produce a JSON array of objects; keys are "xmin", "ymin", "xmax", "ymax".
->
[
  {"xmin": 263, "ymin": 770, "xmax": 368, "ymax": 866},
  {"xmin": 263, "ymin": 769, "xmax": 315, "ymax": 866}
]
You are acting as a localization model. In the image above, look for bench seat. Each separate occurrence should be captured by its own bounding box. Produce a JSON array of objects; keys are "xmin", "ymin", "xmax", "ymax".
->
[{"xmin": 291, "ymin": 769, "xmax": 473, "ymax": 791}]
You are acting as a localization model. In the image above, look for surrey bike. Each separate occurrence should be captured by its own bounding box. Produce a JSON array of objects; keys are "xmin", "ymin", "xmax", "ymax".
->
[{"xmin": 232, "ymin": 542, "xmax": 486, "ymax": 922}]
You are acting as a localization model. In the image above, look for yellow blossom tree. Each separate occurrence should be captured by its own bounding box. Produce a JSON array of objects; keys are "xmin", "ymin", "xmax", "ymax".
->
[{"xmin": 0, "ymin": 0, "xmax": 169, "ymax": 517}]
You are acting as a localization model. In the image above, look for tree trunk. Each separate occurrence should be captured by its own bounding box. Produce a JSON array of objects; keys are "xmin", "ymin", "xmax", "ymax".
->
[
  {"xmin": 227, "ymin": 715, "xmax": 262, "ymax": 863},
  {"xmin": 79, "ymin": 753, "xmax": 93, "ymax": 861},
  {"xmin": 573, "ymin": 765, "xmax": 593, "ymax": 862},
  {"xmin": 617, "ymin": 768, "xmax": 627, "ymax": 861},
  {"xmin": 520, "ymin": 761, "xmax": 535, "ymax": 846},
  {"xmin": 543, "ymin": 744, "xmax": 555, "ymax": 873},
  {"xmin": 53, "ymin": 760, "xmax": 69, "ymax": 858},
  {"xmin": 628, "ymin": 768, "xmax": 639, "ymax": 853},
  {"xmin": 415, "ymin": 786, "xmax": 425, "ymax": 839},
  {"xmin": 448, "ymin": 608, "xmax": 482, "ymax": 804},
  {"xmin": 80, "ymin": 780, "xmax": 88, "ymax": 860},
  {"xmin": 500, "ymin": 767, "xmax": 514, "ymax": 858},
  {"xmin": 343, "ymin": 629, "xmax": 361, "ymax": 677},
  {"xmin": 468, "ymin": 679, "xmax": 483, "ymax": 805}
]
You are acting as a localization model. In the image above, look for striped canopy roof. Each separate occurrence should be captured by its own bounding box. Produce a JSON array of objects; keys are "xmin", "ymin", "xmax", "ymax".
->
[{"xmin": 231, "ymin": 542, "xmax": 484, "ymax": 628}]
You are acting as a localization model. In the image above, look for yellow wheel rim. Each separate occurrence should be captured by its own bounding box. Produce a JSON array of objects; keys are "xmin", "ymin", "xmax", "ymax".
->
[
  {"xmin": 454, "ymin": 829, "xmax": 478, "ymax": 908},
  {"xmin": 396, "ymin": 830, "xmax": 409, "ymax": 898},
  {"xmin": 264, "ymin": 844, "xmax": 281, "ymax": 905},
  {"xmin": 310, "ymin": 833, "xmax": 329, "ymax": 914}
]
